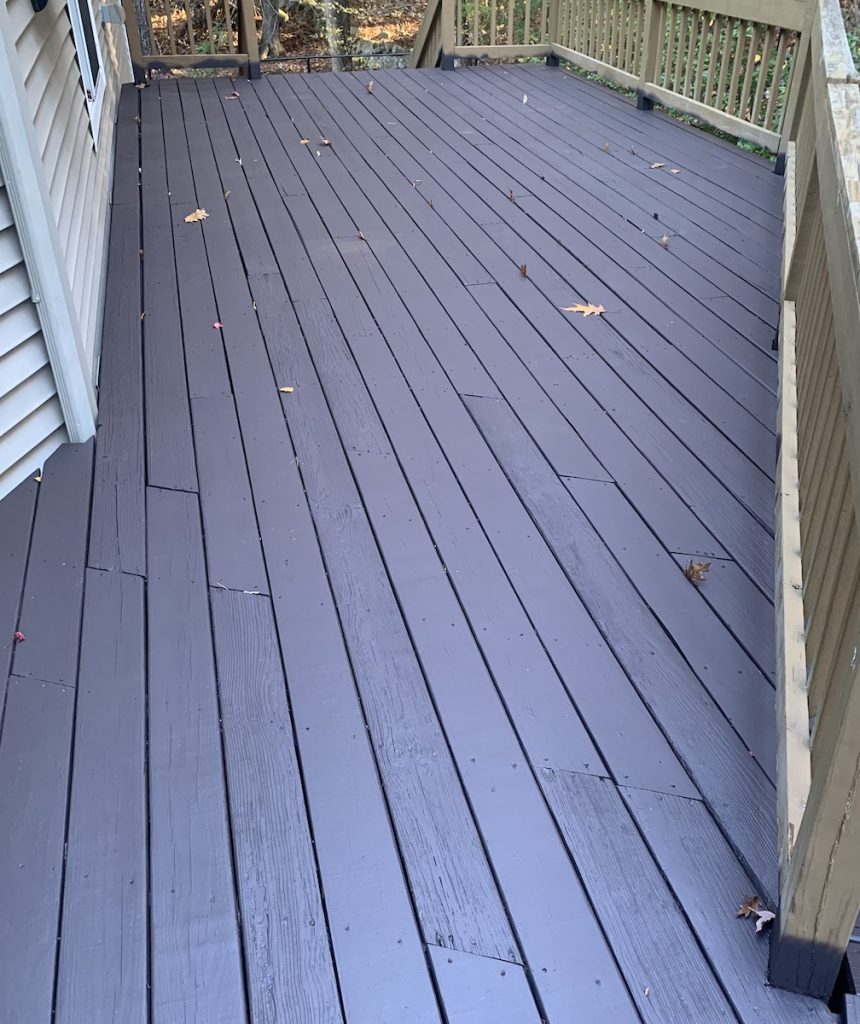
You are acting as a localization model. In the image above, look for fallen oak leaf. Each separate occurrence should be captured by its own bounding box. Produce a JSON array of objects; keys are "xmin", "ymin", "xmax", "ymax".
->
[
  {"xmin": 670, "ymin": 168, "xmax": 681, "ymax": 174},
  {"xmin": 224, "ymin": 91, "xmax": 240, "ymax": 100},
  {"xmin": 365, "ymin": 80, "xmax": 374, "ymax": 93},
  {"xmin": 135, "ymin": 83, "xmax": 146, "ymax": 90},
  {"xmin": 561, "ymin": 302, "xmax": 606, "ymax": 317},
  {"xmin": 519, "ymin": 264, "xmax": 528, "ymax": 277},
  {"xmin": 278, "ymin": 386, "xmax": 294, "ymax": 393},
  {"xmin": 319, "ymin": 137, "xmax": 331, "ymax": 146},
  {"xmin": 650, "ymin": 162, "xmax": 665, "ymax": 169},
  {"xmin": 602, "ymin": 142, "xmax": 609, "ymax": 152},
  {"xmin": 684, "ymin": 559, "xmax": 711, "ymax": 585},
  {"xmin": 736, "ymin": 896, "xmax": 762, "ymax": 919},
  {"xmin": 299, "ymin": 138, "xmax": 311, "ymax": 145},
  {"xmin": 184, "ymin": 208, "xmax": 209, "ymax": 223},
  {"xmin": 659, "ymin": 234, "xmax": 669, "ymax": 249},
  {"xmin": 33, "ymin": 475, "xmax": 41, "ymax": 483},
  {"xmin": 224, "ymin": 189, "xmax": 231, "ymax": 199}
]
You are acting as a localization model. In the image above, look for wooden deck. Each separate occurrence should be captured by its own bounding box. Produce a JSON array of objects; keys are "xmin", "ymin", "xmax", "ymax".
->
[{"xmin": 0, "ymin": 65, "xmax": 835, "ymax": 1022}]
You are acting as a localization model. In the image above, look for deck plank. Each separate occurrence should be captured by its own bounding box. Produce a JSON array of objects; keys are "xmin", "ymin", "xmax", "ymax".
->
[
  {"xmin": 146, "ymin": 486, "xmax": 245, "ymax": 1024},
  {"xmin": 172, "ymin": 80, "xmax": 444, "ymax": 1024},
  {"xmin": 427, "ymin": 947, "xmax": 543, "ymax": 1024},
  {"xmin": 13, "ymin": 440, "xmax": 93, "ymax": 686},
  {"xmin": 209, "ymin": 589, "xmax": 342, "ymax": 1023},
  {"xmin": 0, "ymin": 678, "xmax": 74, "ymax": 1023},
  {"xmin": 0, "ymin": 476, "xmax": 37, "ymax": 700},
  {"xmin": 54, "ymin": 569, "xmax": 147, "ymax": 1024},
  {"xmin": 464, "ymin": 392, "xmax": 778, "ymax": 900}
]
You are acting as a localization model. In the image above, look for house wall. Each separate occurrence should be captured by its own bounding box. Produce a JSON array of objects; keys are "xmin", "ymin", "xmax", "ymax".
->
[
  {"xmin": 0, "ymin": 0, "xmax": 131, "ymax": 498},
  {"xmin": 0, "ymin": 167, "xmax": 68, "ymax": 497}
]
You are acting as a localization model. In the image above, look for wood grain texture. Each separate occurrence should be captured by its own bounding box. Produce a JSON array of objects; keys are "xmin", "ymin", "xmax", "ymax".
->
[
  {"xmin": 428, "ymin": 947, "xmax": 543, "ymax": 1024},
  {"xmin": 88, "ymin": 198, "xmax": 146, "ymax": 575},
  {"xmin": 0, "ymin": 476, "xmax": 37, "ymax": 698},
  {"xmin": 622, "ymin": 787, "xmax": 832, "ymax": 1023},
  {"xmin": 0, "ymin": 678, "xmax": 74, "ymax": 1024},
  {"xmin": 210, "ymin": 588, "xmax": 341, "ymax": 1023},
  {"xmin": 13, "ymin": 440, "xmax": 93, "ymax": 686},
  {"xmin": 190, "ymin": 396, "xmax": 268, "ymax": 594},
  {"xmin": 146, "ymin": 486, "xmax": 245, "ymax": 1024},
  {"xmin": 465, "ymin": 393, "xmax": 779, "ymax": 900},
  {"xmin": 540, "ymin": 770, "xmax": 737, "ymax": 1022},
  {"xmin": 54, "ymin": 569, "xmax": 147, "ymax": 1024}
]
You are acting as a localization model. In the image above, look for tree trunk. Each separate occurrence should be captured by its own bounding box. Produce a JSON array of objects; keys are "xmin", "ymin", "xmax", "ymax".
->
[
  {"xmin": 322, "ymin": 0, "xmax": 344, "ymax": 69},
  {"xmin": 260, "ymin": 0, "xmax": 283, "ymax": 56}
]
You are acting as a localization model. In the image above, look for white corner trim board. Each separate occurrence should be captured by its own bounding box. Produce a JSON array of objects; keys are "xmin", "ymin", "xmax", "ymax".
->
[{"xmin": 0, "ymin": 4, "xmax": 97, "ymax": 443}]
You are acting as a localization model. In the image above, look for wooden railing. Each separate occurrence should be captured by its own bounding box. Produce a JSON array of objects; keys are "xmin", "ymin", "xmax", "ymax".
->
[
  {"xmin": 770, "ymin": 0, "xmax": 860, "ymax": 999},
  {"xmin": 414, "ymin": 0, "xmax": 807, "ymax": 152},
  {"xmin": 121, "ymin": 0, "xmax": 260, "ymax": 79},
  {"xmin": 411, "ymin": 0, "xmax": 860, "ymax": 1001}
]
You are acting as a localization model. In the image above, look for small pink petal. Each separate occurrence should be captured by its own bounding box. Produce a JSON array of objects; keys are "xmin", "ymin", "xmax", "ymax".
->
[
  {"xmin": 213, "ymin": 321, "xmax": 224, "ymax": 329},
  {"xmin": 13, "ymin": 631, "xmax": 26, "ymax": 643}
]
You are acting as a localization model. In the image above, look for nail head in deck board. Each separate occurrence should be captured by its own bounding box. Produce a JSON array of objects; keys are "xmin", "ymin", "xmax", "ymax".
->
[
  {"xmin": 540, "ymin": 770, "xmax": 737, "ymax": 1022},
  {"xmin": 428, "ymin": 947, "xmax": 543, "ymax": 1024},
  {"xmin": 54, "ymin": 569, "xmax": 147, "ymax": 1024},
  {"xmin": 0, "ymin": 678, "xmax": 74, "ymax": 1024},
  {"xmin": 621, "ymin": 788, "xmax": 832, "ymax": 1023},
  {"xmin": 0, "ymin": 476, "xmax": 37, "ymax": 693},
  {"xmin": 565, "ymin": 477, "xmax": 777, "ymax": 779},
  {"xmin": 463, "ymin": 393, "xmax": 779, "ymax": 898},
  {"xmin": 145, "ymin": 487, "xmax": 245, "ymax": 1024},
  {"xmin": 209, "ymin": 589, "xmax": 342, "ymax": 1023},
  {"xmin": 89, "ymin": 199, "xmax": 146, "ymax": 576},
  {"xmin": 190, "ymin": 397, "xmax": 268, "ymax": 594},
  {"xmin": 14, "ymin": 440, "xmax": 93, "ymax": 686}
]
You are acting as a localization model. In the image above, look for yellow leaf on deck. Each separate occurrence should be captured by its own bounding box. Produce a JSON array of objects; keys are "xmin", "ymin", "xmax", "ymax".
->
[
  {"xmin": 33, "ymin": 474, "xmax": 42, "ymax": 483},
  {"xmin": 279, "ymin": 386, "xmax": 295, "ymax": 393},
  {"xmin": 561, "ymin": 303, "xmax": 605, "ymax": 317},
  {"xmin": 184, "ymin": 208, "xmax": 209, "ymax": 223},
  {"xmin": 300, "ymin": 138, "xmax": 311, "ymax": 145}
]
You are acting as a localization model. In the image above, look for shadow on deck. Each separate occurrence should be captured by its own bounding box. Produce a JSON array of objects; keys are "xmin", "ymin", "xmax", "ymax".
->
[{"xmin": 0, "ymin": 65, "xmax": 832, "ymax": 1022}]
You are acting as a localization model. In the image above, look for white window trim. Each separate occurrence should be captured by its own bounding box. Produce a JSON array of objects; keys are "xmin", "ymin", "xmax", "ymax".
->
[{"xmin": 66, "ymin": 0, "xmax": 105, "ymax": 141}]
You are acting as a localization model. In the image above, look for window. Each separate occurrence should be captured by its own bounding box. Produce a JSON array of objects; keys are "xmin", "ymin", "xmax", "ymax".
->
[{"xmin": 66, "ymin": 0, "xmax": 104, "ymax": 138}]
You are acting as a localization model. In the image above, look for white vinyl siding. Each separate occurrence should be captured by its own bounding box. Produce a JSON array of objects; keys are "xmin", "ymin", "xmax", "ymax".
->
[{"xmin": 0, "ymin": 172, "xmax": 67, "ymax": 499}]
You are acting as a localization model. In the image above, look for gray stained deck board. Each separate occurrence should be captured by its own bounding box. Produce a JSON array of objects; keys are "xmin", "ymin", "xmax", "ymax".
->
[
  {"xmin": 0, "ymin": 66, "xmax": 832, "ymax": 1024},
  {"xmin": 54, "ymin": 569, "xmax": 147, "ymax": 1024},
  {"xmin": 169, "ymin": 82, "xmax": 443, "ymax": 1024},
  {"xmin": 427, "ymin": 947, "xmax": 544, "ymax": 1024},
  {"xmin": 539, "ymin": 770, "xmax": 739, "ymax": 1022},
  {"xmin": 88, "ymin": 198, "xmax": 146, "ymax": 576},
  {"xmin": 464, "ymin": 393, "xmax": 779, "ymax": 901},
  {"xmin": 139, "ymin": 86, "xmax": 198, "ymax": 492},
  {"xmin": 565, "ymin": 477, "xmax": 777, "ymax": 780},
  {"xmin": 209, "ymin": 589, "xmax": 342, "ymax": 1023},
  {"xmin": 145, "ymin": 486, "xmax": 246, "ymax": 1024},
  {"xmin": 622, "ymin": 788, "xmax": 832, "ymax": 1024},
  {"xmin": 13, "ymin": 440, "xmax": 93, "ymax": 686},
  {"xmin": 0, "ymin": 678, "xmax": 74, "ymax": 1024},
  {"xmin": 0, "ymin": 476, "xmax": 37, "ymax": 698}
]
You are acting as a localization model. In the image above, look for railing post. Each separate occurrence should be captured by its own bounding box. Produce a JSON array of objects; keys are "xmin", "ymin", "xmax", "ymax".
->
[
  {"xmin": 440, "ymin": 0, "xmax": 455, "ymax": 68},
  {"xmin": 546, "ymin": 0, "xmax": 561, "ymax": 64},
  {"xmin": 636, "ymin": 0, "xmax": 662, "ymax": 110},
  {"xmin": 238, "ymin": 0, "xmax": 261, "ymax": 79}
]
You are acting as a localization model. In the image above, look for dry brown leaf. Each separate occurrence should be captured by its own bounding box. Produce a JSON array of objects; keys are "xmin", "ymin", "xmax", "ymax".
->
[
  {"xmin": 602, "ymin": 142, "xmax": 610, "ymax": 153},
  {"xmin": 223, "ymin": 190, "xmax": 231, "ymax": 200},
  {"xmin": 279, "ymin": 386, "xmax": 295, "ymax": 393},
  {"xmin": 140, "ymin": 311, "xmax": 147, "ymax": 321},
  {"xmin": 357, "ymin": 230, "xmax": 367, "ymax": 241},
  {"xmin": 659, "ymin": 234, "xmax": 669, "ymax": 249},
  {"xmin": 224, "ymin": 91, "xmax": 240, "ymax": 100},
  {"xmin": 135, "ymin": 83, "xmax": 146, "ymax": 90},
  {"xmin": 650, "ymin": 162, "xmax": 665, "ymax": 169},
  {"xmin": 670, "ymin": 168, "xmax": 681, "ymax": 174},
  {"xmin": 519, "ymin": 264, "xmax": 528, "ymax": 277},
  {"xmin": 299, "ymin": 138, "xmax": 311, "ymax": 145},
  {"xmin": 630, "ymin": 146, "xmax": 636, "ymax": 155},
  {"xmin": 365, "ymin": 80, "xmax": 374, "ymax": 94},
  {"xmin": 319, "ymin": 137, "xmax": 331, "ymax": 146},
  {"xmin": 736, "ymin": 896, "xmax": 762, "ymax": 919},
  {"xmin": 561, "ymin": 303, "xmax": 606, "ymax": 317},
  {"xmin": 184, "ymin": 208, "xmax": 209, "ymax": 224},
  {"xmin": 683, "ymin": 559, "xmax": 711, "ymax": 585},
  {"xmin": 33, "ymin": 474, "xmax": 42, "ymax": 483},
  {"xmin": 507, "ymin": 189, "xmax": 516, "ymax": 202}
]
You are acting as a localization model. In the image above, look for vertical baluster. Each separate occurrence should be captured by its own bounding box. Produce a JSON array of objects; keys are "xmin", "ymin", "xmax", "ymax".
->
[
  {"xmin": 630, "ymin": 0, "xmax": 643, "ymax": 74},
  {"xmin": 539, "ymin": 0, "xmax": 548, "ymax": 41},
  {"xmin": 608, "ymin": 0, "xmax": 618, "ymax": 64},
  {"xmin": 523, "ymin": 0, "xmax": 530, "ymax": 46},
  {"xmin": 738, "ymin": 23, "xmax": 760, "ymax": 120},
  {"xmin": 692, "ymin": 12, "xmax": 708, "ymax": 100},
  {"xmin": 491, "ymin": 0, "xmax": 498, "ymax": 44},
  {"xmin": 726, "ymin": 18, "xmax": 746, "ymax": 115},
  {"xmin": 672, "ymin": 4, "xmax": 687, "ymax": 91},
  {"xmin": 615, "ymin": 0, "xmax": 625, "ymax": 67},
  {"xmin": 766, "ymin": 28, "xmax": 790, "ymax": 131},
  {"xmin": 164, "ymin": 0, "xmax": 178, "ymax": 53},
  {"xmin": 703, "ymin": 14, "xmax": 721, "ymax": 106},
  {"xmin": 715, "ymin": 16, "xmax": 732, "ymax": 109},
  {"xmin": 457, "ymin": 0, "xmax": 463, "ymax": 48},
  {"xmin": 601, "ymin": 0, "xmax": 611, "ymax": 59},
  {"xmin": 751, "ymin": 25, "xmax": 775, "ymax": 125},
  {"xmin": 624, "ymin": 0, "xmax": 634, "ymax": 71},
  {"xmin": 473, "ymin": 0, "xmax": 480, "ymax": 47},
  {"xmin": 663, "ymin": 4, "xmax": 677, "ymax": 88},
  {"xmin": 683, "ymin": 8, "xmax": 697, "ymax": 95}
]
